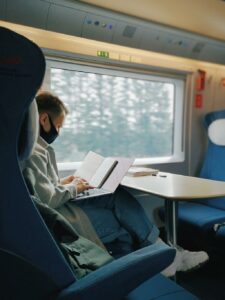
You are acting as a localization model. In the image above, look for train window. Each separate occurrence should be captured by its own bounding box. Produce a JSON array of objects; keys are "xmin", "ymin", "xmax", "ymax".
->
[{"xmin": 44, "ymin": 60, "xmax": 184, "ymax": 166}]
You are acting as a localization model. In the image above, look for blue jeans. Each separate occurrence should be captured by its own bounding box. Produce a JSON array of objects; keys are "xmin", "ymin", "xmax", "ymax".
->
[{"xmin": 76, "ymin": 186, "xmax": 159, "ymax": 249}]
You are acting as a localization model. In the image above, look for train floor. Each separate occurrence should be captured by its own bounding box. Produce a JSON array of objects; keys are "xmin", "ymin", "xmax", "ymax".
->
[
  {"xmin": 158, "ymin": 228, "xmax": 225, "ymax": 299},
  {"xmin": 177, "ymin": 260, "xmax": 225, "ymax": 300}
]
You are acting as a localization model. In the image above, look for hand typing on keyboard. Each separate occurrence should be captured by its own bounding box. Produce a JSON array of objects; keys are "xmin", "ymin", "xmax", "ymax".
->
[{"xmin": 72, "ymin": 177, "xmax": 94, "ymax": 195}]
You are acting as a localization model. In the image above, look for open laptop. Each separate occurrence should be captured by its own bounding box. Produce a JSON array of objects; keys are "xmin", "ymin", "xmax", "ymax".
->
[{"xmin": 74, "ymin": 151, "xmax": 134, "ymax": 200}]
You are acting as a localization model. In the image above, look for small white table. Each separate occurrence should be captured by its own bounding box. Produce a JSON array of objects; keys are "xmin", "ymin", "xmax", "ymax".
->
[{"xmin": 121, "ymin": 172, "xmax": 225, "ymax": 246}]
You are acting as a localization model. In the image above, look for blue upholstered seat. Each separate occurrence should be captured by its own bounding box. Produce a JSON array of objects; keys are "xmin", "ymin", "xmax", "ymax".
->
[
  {"xmin": 177, "ymin": 110, "xmax": 225, "ymax": 252},
  {"xmin": 126, "ymin": 274, "xmax": 197, "ymax": 300},
  {"xmin": 0, "ymin": 26, "xmax": 198, "ymax": 300},
  {"xmin": 178, "ymin": 202, "xmax": 225, "ymax": 231},
  {"xmin": 196, "ymin": 109, "xmax": 225, "ymax": 210}
]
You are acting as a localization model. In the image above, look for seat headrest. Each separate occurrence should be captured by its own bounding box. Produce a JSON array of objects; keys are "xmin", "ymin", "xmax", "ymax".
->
[
  {"xmin": 204, "ymin": 109, "xmax": 225, "ymax": 128},
  {"xmin": 208, "ymin": 119, "xmax": 225, "ymax": 146},
  {"xmin": 18, "ymin": 100, "xmax": 39, "ymax": 161}
]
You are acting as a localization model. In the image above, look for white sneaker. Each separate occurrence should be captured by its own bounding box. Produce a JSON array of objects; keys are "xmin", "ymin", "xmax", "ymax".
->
[
  {"xmin": 161, "ymin": 249, "xmax": 182, "ymax": 277},
  {"xmin": 161, "ymin": 245, "xmax": 209, "ymax": 277},
  {"xmin": 176, "ymin": 248, "xmax": 209, "ymax": 272}
]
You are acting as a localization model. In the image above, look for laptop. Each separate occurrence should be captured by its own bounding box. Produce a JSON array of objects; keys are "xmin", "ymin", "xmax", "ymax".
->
[{"xmin": 74, "ymin": 151, "xmax": 134, "ymax": 200}]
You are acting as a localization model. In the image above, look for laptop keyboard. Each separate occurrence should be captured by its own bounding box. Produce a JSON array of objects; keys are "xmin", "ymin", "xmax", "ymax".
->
[{"xmin": 76, "ymin": 188, "xmax": 111, "ymax": 199}]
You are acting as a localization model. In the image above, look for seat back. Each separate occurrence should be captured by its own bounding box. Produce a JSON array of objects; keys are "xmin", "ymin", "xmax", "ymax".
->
[
  {"xmin": 0, "ymin": 27, "xmax": 75, "ymax": 297},
  {"xmin": 196, "ymin": 109, "xmax": 225, "ymax": 210},
  {"xmin": 0, "ymin": 27, "xmax": 197, "ymax": 300}
]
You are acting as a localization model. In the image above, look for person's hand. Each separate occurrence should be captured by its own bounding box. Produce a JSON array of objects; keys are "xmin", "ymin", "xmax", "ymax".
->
[
  {"xmin": 60, "ymin": 175, "xmax": 75, "ymax": 185},
  {"xmin": 72, "ymin": 177, "xmax": 93, "ymax": 194}
]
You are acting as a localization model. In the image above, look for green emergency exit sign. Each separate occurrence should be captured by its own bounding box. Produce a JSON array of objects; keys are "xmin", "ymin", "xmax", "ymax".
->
[{"xmin": 97, "ymin": 51, "xmax": 109, "ymax": 58}]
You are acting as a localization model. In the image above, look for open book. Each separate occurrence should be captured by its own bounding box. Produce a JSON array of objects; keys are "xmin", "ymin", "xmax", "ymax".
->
[{"xmin": 74, "ymin": 151, "xmax": 134, "ymax": 197}]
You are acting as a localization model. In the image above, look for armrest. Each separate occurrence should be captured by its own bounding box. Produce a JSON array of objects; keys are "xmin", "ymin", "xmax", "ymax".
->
[{"xmin": 57, "ymin": 243, "xmax": 175, "ymax": 300}]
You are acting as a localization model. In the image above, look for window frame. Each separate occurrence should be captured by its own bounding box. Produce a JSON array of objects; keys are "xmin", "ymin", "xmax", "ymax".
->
[{"xmin": 44, "ymin": 58, "xmax": 185, "ymax": 167}]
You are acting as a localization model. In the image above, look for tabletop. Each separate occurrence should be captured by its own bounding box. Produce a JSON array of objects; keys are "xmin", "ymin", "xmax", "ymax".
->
[{"xmin": 121, "ymin": 172, "xmax": 225, "ymax": 200}]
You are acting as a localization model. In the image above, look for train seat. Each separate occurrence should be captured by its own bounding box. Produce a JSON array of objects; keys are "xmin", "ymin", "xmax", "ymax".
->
[
  {"xmin": 177, "ymin": 110, "xmax": 225, "ymax": 252},
  {"xmin": 126, "ymin": 273, "xmax": 198, "ymax": 300},
  {"xmin": 0, "ymin": 26, "xmax": 198, "ymax": 300},
  {"xmin": 196, "ymin": 110, "xmax": 225, "ymax": 209}
]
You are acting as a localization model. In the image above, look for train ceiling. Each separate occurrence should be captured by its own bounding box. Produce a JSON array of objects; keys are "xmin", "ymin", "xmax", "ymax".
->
[{"xmin": 1, "ymin": 0, "xmax": 225, "ymax": 65}]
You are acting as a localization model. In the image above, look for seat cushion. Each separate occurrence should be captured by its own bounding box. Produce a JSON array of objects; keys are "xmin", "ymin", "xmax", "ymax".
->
[
  {"xmin": 177, "ymin": 202, "xmax": 225, "ymax": 251},
  {"xmin": 178, "ymin": 202, "xmax": 225, "ymax": 231},
  {"xmin": 160, "ymin": 202, "xmax": 225, "ymax": 250},
  {"xmin": 160, "ymin": 203, "xmax": 225, "ymax": 232},
  {"xmin": 126, "ymin": 274, "xmax": 198, "ymax": 300}
]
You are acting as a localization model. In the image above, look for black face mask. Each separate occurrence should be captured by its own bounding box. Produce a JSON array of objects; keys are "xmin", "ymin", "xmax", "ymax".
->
[{"xmin": 40, "ymin": 114, "xmax": 58, "ymax": 144}]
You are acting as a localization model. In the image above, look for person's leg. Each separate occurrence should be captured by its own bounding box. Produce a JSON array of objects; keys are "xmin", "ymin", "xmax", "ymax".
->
[
  {"xmin": 56, "ymin": 202, "xmax": 106, "ymax": 249},
  {"xmin": 75, "ymin": 202, "xmax": 135, "ymax": 256},
  {"xmin": 76, "ymin": 186, "xmax": 159, "ymax": 249},
  {"xmin": 109, "ymin": 186, "xmax": 160, "ymax": 248}
]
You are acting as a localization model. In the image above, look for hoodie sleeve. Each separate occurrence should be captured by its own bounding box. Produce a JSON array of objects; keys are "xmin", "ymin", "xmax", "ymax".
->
[{"xmin": 23, "ymin": 150, "xmax": 77, "ymax": 209}]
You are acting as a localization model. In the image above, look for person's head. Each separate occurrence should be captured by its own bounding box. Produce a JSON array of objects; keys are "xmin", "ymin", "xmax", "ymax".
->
[{"xmin": 35, "ymin": 91, "xmax": 69, "ymax": 144}]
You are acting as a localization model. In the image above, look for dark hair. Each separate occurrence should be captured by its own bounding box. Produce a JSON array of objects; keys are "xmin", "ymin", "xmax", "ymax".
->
[{"xmin": 35, "ymin": 91, "xmax": 69, "ymax": 119}]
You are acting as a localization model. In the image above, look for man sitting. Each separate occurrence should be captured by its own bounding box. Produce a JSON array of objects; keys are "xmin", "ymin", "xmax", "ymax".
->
[{"xmin": 22, "ymin": 91, "xmax": 209, "ymax": 277}]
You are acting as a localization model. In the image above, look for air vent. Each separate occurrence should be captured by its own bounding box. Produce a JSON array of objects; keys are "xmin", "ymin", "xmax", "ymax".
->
[{"xmin": 123, "ymin": 25, "xmax": 137, "ymax": 38}]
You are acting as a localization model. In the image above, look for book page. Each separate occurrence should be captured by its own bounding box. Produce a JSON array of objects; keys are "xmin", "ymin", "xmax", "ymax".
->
[
  {"xmin": 74, "ymin": 151, "xmax": 104, "ymax": 182},
  {"xmin": 89, "ymin": 158, "xmax": 118, "ymax": 188}
]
